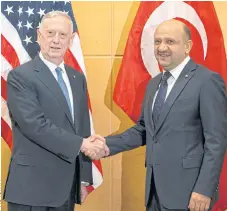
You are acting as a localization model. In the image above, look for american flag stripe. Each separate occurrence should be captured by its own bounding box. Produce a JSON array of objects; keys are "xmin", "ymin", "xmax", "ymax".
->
[
  {"xmin": 1, "ymin": 35, "xmax": 20, "ymax": 68},
  {"xmin": 70, "ymin": 34, "xmax": 87, "ymax": 76},
  {"xmin": 1, "ymin": 117, "xmax": 13, "ymax": 150},
  {"xmin": 1, "ymin": 14, "xmax": 31, "ymax": 63},
  {"xmin": 1, "ymin": 56, "xmax": 12, "ymax": 101},
  {"xmin": 1, "ymin": 77, "xmax": 8, "ymax": 100},
  {"xmin": 64, "ymin": 48, "xmax": 83, "ymax": 75},
  {"xmin": 1, "ymin": 23, "xmax": 16, "ymax": 150},
  {"xmin": 1, "ymin": 55, "xmax": 12, "ymax": 81},
  {"xmin": 1, "ymin": 99, "xmax": 11, "ymax": 127},
  {"xmin": 1, "ymin": 1, "xmax": 103, "ymax": 192}
]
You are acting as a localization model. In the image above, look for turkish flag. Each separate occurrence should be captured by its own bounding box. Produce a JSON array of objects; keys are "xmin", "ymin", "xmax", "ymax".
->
[{"xmin": 113, "ymin": 1, "xmax": 227, "ymax": 210}]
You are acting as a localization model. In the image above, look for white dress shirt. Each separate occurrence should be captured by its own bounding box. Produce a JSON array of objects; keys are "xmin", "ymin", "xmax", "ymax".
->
[
  {"xmin": 152, "ymin": 56, "xmax": 190, "ymax": 109},
  {"xmin": 39, "ymin": 53, "xmax": 74, "ymax": 121}
]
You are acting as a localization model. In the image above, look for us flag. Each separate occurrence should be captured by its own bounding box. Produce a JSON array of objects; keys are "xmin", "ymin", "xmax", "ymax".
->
[{"xmin": 1, "ymin": 1, "xmax": 103, "ymax": 193}]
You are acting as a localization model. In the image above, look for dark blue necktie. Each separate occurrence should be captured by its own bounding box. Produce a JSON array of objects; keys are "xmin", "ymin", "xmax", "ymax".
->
[
  {"xmin": 55, "ymin": 67, "xmax": 72, "ymax": 116},
  {"xmin": 152, "ymin": 71, "xmax": 172, "ymax": 126}
]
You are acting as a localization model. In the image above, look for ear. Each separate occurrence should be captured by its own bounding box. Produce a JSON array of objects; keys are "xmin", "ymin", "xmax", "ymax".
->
[
  {"xmin": 185, "ymin": 40, "xmax": 193, "ymax": 54},
  {"xmin": 69, "ymin": 32, "xmax": 76, "ymax": 48},
  {"xmin": 37, "ymin": 29, "xmax": 41, "ymax": 45},
  {"xmin": 69, "ymin": 33, "xmax": 75, "ymax": 48}
]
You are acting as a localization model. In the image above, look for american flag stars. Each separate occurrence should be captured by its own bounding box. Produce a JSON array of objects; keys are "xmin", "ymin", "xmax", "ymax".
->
[{"xmin": 1, "ymin": 1, "xmax": 73, "ymax": 58}]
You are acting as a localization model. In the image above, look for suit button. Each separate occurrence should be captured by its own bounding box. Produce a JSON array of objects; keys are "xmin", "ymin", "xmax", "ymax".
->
[{"xmin": 216, "ymin": 185, "xmax": 219, "ymax": 192}]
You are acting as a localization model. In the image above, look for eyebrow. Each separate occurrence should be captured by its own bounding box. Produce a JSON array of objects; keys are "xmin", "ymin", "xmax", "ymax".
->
[{"xmin": 154, "ymin": 37, "xmax": 177, "ymax": 40}]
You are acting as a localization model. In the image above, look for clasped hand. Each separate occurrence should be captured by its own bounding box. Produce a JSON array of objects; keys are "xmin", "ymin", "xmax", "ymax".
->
[{"xmin": 81, "ymin": 135, "xmax": 109, "ymax": 160}]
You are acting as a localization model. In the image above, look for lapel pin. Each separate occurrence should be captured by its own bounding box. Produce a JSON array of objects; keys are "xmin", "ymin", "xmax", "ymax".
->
[
  {"xmin": 185, "ymin": 74, "xmax": 189, "ymax": 78},
  {"xmin": 73, "ymin": 76, "xmax": 76, "ymax": 79}
]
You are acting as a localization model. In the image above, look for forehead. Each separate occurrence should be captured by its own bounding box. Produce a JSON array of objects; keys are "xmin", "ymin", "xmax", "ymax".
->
[
  {"xmin": 42, "ymin": 16, "xmax": 72, "ymax": 31},
  {"xmin": 154, "ymin": 23, "xmax": 184, "ymax": 39}
]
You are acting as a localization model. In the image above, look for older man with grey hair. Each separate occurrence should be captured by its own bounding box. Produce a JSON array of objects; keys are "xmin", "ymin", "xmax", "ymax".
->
[{"xmin": 4, "ymin": 11, "xmax": 107, "ymax": 211}]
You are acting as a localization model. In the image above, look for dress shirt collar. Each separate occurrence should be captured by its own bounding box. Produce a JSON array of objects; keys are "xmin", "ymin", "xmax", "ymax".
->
[
  {"xmin": 39, "ymin": 52, "xmax": 65, "ymax": 73},
  {"xmin": 163, "ymin": 56, "xmax": 190, "ymax": 80}
]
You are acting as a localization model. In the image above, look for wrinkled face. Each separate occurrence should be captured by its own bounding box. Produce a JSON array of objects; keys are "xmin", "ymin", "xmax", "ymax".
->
[
  {"xmin": 37, "ymin": 15, "xmax": 74, "ymax": 64},
  {"xmin": 154, "ymin": 21, "xmax": 191, "ymax": 70}
]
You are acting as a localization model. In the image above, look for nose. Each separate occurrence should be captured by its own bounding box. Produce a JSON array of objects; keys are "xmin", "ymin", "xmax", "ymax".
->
[
  {"xmin": 158, "ymin": 43, "xmax": 168, "ymax": 52},
  {"xmin": 53, "ymin": 33, "xmax": 60, "ymax": 43}
]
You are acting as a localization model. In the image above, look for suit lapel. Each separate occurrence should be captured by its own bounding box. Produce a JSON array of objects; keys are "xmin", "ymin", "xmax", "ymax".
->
[
  {"xmin": 145, "ymin": 74, "xmax": 162, "ymax": 135},
  {"xmin": 33, "ymin": 56, "xmax": 74, "ymax": 126},
  {"xmin": 155, "ymin": 59, "xmax": 197, "ymax": 134},
  {"xmin": 65, "ymin": 65, "xmax": 80, "ymax": 132}
]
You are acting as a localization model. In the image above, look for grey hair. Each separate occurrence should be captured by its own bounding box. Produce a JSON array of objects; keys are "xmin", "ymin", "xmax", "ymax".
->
[{"xmin": 39, "ymin": 11, "xmax": 73, "ymax": 33}]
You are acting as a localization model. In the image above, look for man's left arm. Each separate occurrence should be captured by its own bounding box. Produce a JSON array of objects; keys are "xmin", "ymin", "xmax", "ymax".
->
[
  {"xmin": 193, "ymin": 72, "xmax": 227, "ymax": 197},
  {"xmin": 80, "ymin": 153, "xmax": 93, "ymax": 186},
  {"xmin": 80, "ymin": 75, "xmax": 93, "ymax": 186}
]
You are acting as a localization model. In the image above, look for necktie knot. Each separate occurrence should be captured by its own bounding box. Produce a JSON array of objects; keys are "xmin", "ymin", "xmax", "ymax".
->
[{"xmin": 162, "ymin": 71, "xmax": 171, "ymax": 81}]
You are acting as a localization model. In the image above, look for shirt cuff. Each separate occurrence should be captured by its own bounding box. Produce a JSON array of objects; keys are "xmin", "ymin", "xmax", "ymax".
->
[{"xmin": 81, "ymin": 181, "xmax": 90, "ymax": 186}]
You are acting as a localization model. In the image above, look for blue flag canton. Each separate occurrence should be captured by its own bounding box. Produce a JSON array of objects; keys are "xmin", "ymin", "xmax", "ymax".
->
[{"xmin": 1, "ymin": 1, "xmax": 77, "ymax": 59}]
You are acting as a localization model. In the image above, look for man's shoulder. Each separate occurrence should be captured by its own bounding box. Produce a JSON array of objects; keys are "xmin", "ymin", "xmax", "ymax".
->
[
  {"xmin": 14, "ymin": 59, "xmax": 35, "ymax": 71},
  {"xmin": 65, "ymin": 64, "xmax": 85, "ymax": 79},
  {"xmin": 8, "ymin": 59, "xmax": 37, "ymax": 80},
  {"xmin": 195, "ymin": 62, "xmax": 220, "ymax": 79}
]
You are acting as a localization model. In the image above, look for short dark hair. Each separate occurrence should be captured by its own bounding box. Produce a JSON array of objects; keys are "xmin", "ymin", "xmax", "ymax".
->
[{"xmin": 183, "ymin": 24, "xmax": 191, "ymax": 40}]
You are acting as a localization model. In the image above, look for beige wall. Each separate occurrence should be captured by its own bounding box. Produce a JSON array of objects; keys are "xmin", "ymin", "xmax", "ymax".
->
[{"xmin": 1, "ymin": 2, "xmax": 227, "ymax": 211}]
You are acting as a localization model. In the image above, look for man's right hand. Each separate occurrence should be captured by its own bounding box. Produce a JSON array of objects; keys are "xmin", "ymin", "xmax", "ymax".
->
[{"xmin": 81, "ymin": 135, "xmax": 109, "ymax": 160}]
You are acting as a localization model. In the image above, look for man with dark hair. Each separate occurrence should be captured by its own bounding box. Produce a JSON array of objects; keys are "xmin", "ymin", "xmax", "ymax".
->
[{"xmin": 90, "ymin": 19, "xmax": 227, "ymax": 211}]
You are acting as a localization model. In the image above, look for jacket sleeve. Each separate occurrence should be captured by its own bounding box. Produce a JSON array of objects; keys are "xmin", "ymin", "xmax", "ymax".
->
[
  {"xmin": 79, "ymin": 153, "xmax": 93, "ymax": 185},
  {"xmin": 193, "ymin": 72, "xmax": 227, "ymax": 197},
  {"xmin": 106, "ymin": 86, "xmax": 148, "ymax": 156},
  {"xmin": 7, "ymin": 69, "xmax": 83, "ymax": 164},
  {"xmin": 79, "ymin": 75, "xmax": 93, "ymax": 185}
]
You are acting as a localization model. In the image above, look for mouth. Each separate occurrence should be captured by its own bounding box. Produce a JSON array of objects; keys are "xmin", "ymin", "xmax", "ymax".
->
[
  {"xmin": 50, "ymin": 47, "xmax": 61, "ymax": 50},
  {"xmin": 158, "ymin": 53, "xmax": 170, "ymax": 58},
  {"xmin": 158, "ymin": 54, "xmax": 171, "ymax": 62}
]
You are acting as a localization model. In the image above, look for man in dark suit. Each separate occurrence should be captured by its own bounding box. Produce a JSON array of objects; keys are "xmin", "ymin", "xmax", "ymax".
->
[
  {"xmin": 89, "ymin": 20, "xmax": 227, "ymax": 211},
  {"xmin": 4, "ymin": 11, "xmax": 106, "ymax": 211}
]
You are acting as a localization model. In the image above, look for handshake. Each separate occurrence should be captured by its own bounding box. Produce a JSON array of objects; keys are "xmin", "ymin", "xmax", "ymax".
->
[{"xmin": 81, "ymin": 135, "xmax": 110, "ymax": 160}]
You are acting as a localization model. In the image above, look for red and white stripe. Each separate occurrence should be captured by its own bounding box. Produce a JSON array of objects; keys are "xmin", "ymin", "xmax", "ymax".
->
[{"xmin": 1, "ymin": 12, "xmax": 103, "ymax": 191}]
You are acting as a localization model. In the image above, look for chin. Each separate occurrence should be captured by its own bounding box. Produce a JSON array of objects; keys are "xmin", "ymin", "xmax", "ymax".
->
[
  {"xmin": 159, "ymin": 64, "xmax": 172, "ymax": 70},
  {"xmin": 49, "ymin": 53, "xmax": 62, "ymax": 58},
  {"xmin": 159, "ymin": 61, "xmax": 170, "ymax": 67}
]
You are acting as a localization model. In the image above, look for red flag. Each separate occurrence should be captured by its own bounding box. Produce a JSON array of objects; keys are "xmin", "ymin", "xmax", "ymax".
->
[{"xmin": 113, "ymin": 2, "xmax": 227, "ymax": 210}]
